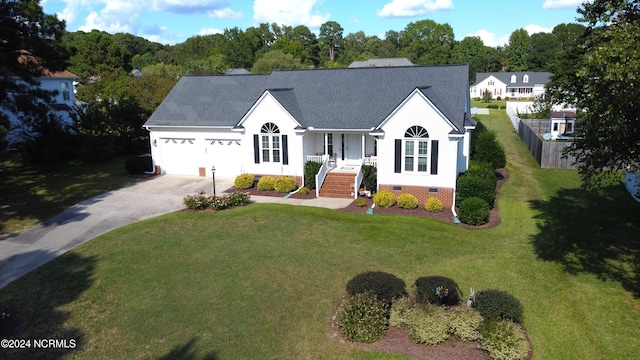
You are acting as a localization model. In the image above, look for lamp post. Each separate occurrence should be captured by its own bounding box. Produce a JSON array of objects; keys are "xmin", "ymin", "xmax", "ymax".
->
[{"xmin": 211, "ymin": 165, "xmax": 216, "ymax": 196}]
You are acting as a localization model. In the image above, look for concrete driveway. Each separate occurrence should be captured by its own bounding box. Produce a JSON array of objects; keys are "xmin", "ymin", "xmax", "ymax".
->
[{"xmin": 0, "ymin": 175, "xmax": 353, "ymax": 288}]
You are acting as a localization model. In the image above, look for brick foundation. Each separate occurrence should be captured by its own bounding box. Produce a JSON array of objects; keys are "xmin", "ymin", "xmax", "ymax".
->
[{"xmin": 378, "ymin": 184, "xmax": 454, "ymax": 209}]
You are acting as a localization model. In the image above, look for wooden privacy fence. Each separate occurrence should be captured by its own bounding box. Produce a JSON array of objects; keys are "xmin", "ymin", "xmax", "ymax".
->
[{"xmin": 517, "ymin": 120, "xmax": 578, "ymax": 169}]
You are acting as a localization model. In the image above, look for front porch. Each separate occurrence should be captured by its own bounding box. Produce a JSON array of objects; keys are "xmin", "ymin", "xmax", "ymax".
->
[{"xmin": 306, "ymin": 155, "xmax": 377, "ymax": 199}]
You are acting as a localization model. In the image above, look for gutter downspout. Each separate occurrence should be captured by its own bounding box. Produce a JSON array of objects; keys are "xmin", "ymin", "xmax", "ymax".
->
[{"xmin": 452, "ymin": 188, "xmax": 460, "ymax": 224}]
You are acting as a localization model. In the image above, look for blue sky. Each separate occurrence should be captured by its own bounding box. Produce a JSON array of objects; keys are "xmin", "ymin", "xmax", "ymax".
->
[{"xmin": 42, "ymin": 0, "xmax": 589, "ymax": 46}]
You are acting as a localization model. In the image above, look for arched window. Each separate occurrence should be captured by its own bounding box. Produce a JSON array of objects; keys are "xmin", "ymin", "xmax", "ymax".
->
[
  {"xmin": 404, "ymin": 126, "xmax": 429, "ymax": 172},
  {"xmin": 260, "ymin": 123, "xmax": 280, "ymax": 162}
]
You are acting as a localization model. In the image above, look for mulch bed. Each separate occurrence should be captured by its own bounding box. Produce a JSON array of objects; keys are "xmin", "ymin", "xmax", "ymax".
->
[{"xmin": 233, "ymin": 169, "xmax": 508, "ymax": 229}]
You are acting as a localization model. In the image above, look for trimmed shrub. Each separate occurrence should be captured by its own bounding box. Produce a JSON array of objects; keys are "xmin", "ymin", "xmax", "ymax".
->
[
  {"xmin": 389, "ymin": 296, "xmax": 414, "ymax": 327},
  {"xmin": 458, "ymin": 197, "xmax": 490, "ymax": 226},
  {"xmin": 257, "ymin": 176, "xmax": 276, "ymax": 191},
  {"xmin": 274, "ymin": 176, "xmax": 297, "ymax": 193},
  {"xmin": 304, "ymin": 161, "xmax": 322, "ymax": 190},
  {"xmin": 448, "ymin": 307, "xmax": 484, "ymax": 341},
  {"xmin": 355, "ymin": 197, "xmax": 367, "ymax": 207},
  {"xmin": 362, "ymin": 165, "xmax": 377, "ymax": 193},
  {"xmin": 337, "ymin": 292, "xmax": 388, "ymax": 343},
  {"xmin": 373, "ymin": 190, "xmax": 396, "ymax": 208},
  {"xmin": 425, "ymin": 197, "xmax": 443, "ymax": 213},
  {"xmin": 408, "ymin": 305, "xmax": 450, "ymax": 345},
  {"xmin": 481, "ymin": 320, "xmax": 529, "ymax": 360},
  {"xmin": 466, "ymin": 160, "xmax": 497, "ymax": 184},
  {"xmin": 397, "ymin": 193, "xmax": 418, "ymax": 209},
  {"xmin": 473, "ymin": 130, "xmax": 507, "ymax": 169},
  {"xmin": 234, "ymin": 173, "xmax": 254, "ymax": 189},
  {"xmin": 456, "ymin": 175, "xmax": 496, "ymax": 208},
  {"xmin": 346, "ymin": 271, "xmax": 407, "ymax": 305},
  {"xmin": 415, "ymin": 276, "xmax": 462, "ymax": 306},
  {"xmin": 475, "ymin": 289, "xmax": 524, "ymax": 324},
  {"xmin": 298, "ymin": 186, "xmax": 309, "ymax": 196}
]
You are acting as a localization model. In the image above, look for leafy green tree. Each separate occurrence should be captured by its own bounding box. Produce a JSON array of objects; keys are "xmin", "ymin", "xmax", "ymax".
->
[
  {"xmin": 272, "ymin": 25, "xmax": 320, "ymax": 66},
  {"xmin": 0, "ymin": 0, "xmax": 71, "ymax": 160},
  {"xmin": 319, "ymin": 21, "xmax": 344, "ymax": 62},
  {"xmin": 549, "ymin": 0, "xmax": 640, "ymax": 188},
  {"xmin": 399, "ymin": 20, "xmax": 455, "ymax": 65},
  {"xmin": 505, "ymin": 28, "xmax": 530, "ymax": 71},
  {"xmin": 182, "ymin": 54, "xmax": 227, "ymax": 75},
  {"xmin": 63, "ymin": 30, "xmax": 128, "ymax": 80},
  {"xmin": 251, "ymin": 50, "xmax": 303, "ymax": 73},
  {"xmin": 452, "ymin": 36, "xmax": 498, "ymax": 83},
  {"xmin": 528, "ymin": 32, "xmax": 558, "ymax": 71}
]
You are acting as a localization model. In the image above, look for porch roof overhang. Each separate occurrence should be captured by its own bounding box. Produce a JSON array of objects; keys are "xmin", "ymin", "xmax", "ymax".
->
[
  {"xmin": 306, "ymin": 126, "xmax": 375, "ymax": 133},
  {"xmin": 144, "ymin": 125, "xmax": 235, "ymax": 131}
]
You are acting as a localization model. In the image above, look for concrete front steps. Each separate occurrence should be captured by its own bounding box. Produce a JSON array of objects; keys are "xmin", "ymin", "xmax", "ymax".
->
[{"xmin": 319, "ymin": 172, "xmax": 356, "ymax": 199}]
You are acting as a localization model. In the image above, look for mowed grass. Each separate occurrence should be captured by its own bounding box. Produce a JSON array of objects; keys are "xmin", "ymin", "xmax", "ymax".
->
[
  {"xmin": 0, "ymin": 157, "xmax": 137, "ymax": 235},
  {"xmin": 1, "ymin": 109, "xmax": 639, "ymax": 359}
]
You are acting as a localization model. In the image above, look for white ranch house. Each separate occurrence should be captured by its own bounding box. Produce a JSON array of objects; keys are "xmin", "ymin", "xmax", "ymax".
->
[
  {"xmin": 471, "ymin": 72, "xmax": 551, "ymax": 99},
  {"xmin": 144, "ymin": 65, "xmax": 476, "ymax": 210}
]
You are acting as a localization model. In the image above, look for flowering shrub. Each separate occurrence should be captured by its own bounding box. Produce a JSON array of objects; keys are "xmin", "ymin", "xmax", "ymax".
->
[{"xmin": 183, "ymin": 191, "xmax": 251, "ymax": 211}]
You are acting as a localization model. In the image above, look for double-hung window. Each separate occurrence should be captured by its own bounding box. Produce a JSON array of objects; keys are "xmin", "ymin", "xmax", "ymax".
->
[
  {"xmin": 404, "ymin": 126, "xmax": 429, "ymax": 173},
  {"xmin": 261, "ymin": 122, "xmax": 280, "ymax": 163}
]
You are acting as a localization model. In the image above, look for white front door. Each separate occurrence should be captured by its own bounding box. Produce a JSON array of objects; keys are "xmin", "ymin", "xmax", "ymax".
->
[{"xmin": 346, "ymin": 134, "xmax": 361, "ymax": 165}]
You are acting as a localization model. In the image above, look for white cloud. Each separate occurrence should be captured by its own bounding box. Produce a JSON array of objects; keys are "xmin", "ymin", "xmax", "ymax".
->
[
  {"xmin": 51, "ymin": 0, "xmax": 102, "ymax": 25},
  {"xmin": 208, "ymin": 7, "xmax": 243, "ymax": 19},
  {"xmin": 377, "ymin": 0, "xmax": 453, "ymax": 18},
  {"xmin": 466, "ymin": 29, "xmax": 509, "ymax": 48},
  {"xmin": 196, "ymin": 28, "xmax": 224, "ymax": 36},
  {"xmin": 523, "ymin": 24, "xmax": 554, "ymax": 35},
  {"xmin": 77, "ymin": 1, "xmax": 139, "ymax": 34},
  {"xmin": 253, "ymin": 0, "xmax": 330, "ymax": 30},
  {"xmin": 542, "ymin": 0, "xmax": 588, "ymax": 9}
]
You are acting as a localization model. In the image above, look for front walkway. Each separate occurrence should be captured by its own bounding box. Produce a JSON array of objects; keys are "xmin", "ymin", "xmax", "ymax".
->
[{"xmin": 0, "ymin": 175, "xmax": 353, "ymax": 289}]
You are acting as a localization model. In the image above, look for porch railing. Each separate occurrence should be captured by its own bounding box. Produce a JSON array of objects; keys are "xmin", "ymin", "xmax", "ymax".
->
[
  {"xmin": 363, "ymin": 156, "xmax": 377, "ymax": 167},
  {"xmin": 308, "ymin": 155, "xmax": 330, "ymax": 197}
]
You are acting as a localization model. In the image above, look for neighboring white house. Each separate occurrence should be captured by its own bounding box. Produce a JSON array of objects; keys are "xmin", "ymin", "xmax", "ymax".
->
[
  {"xmin": 471, "ymin": 72, "xmax": 551, "ymax": 99},
  {"xmin": 144, "ymin": 65, "xmax": 476, "ymax": 209},
  {"xmin": 0, "ymin": 50, "xmax": 78, "ymax": 145}
]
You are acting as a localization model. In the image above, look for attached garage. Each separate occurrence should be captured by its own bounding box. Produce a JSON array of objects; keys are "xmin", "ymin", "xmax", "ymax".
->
[{"xmin": 157, "ymin": 137, "xmax": 200, "ymax": 176}]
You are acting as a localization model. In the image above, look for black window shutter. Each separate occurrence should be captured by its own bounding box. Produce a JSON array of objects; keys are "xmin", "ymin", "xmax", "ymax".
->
[
  {"xmin": 394, "ymin": 139, "xmax": 402, "ymax": 173},
  {"xmin": 253, "ymin": 134, "xmax": 260, "ymax": 164},
  {"xmin": 282, "ymin": 135, "xmax": 289, "ymax": 165},
  {"xmin": 430, "ymin": 140, "xmax": 439, "ymax": 175}
]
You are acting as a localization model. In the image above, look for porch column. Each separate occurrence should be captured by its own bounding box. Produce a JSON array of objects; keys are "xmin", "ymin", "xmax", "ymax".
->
[
  {"xmin": 361, "ymin": 133, "xmax": 365, "ymax": 160},
  {"xmin": 324, "ymin": 133, "xmax": 328, "ymax": 155}
]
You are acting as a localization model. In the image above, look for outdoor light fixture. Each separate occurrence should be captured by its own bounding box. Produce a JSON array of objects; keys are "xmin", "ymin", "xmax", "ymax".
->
[
  {"xmin": 211, "ymin": 165, "xmax": 216, "ymax": 196},
  {"xmin": 153, "ymin": 139, "xmax": 157, "ymax": 147}
]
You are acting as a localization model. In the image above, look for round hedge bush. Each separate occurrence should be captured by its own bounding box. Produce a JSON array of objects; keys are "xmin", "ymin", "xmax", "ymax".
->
[
  {"xmin": 274, "ymin": 176, "xmax": 297, "ymax": 193},
  {"xmin": 415, "ymin": 276, "xmax": 462, "ymax": 306},
  {"xmin": 397, "ymin": 193, "xmax": 418, "ymax": 209},
  {"xmin": 373, "ymin": 190, "xmax": 396, "ymax": 208},
  {"xmin": 257, "ymin": 176, "xmax": 276, "ymax": 191},
  {"xmin": 425, "ymin": 197, "xmax": 443, "ymax": 213},
  {"xmin": 234, "ymin": 173, "xmax": 254, "ymax": 189},
  {"xmin": 298, "ymin": 186, "xmax": 309, "ymax": 196},
  {"xmin": 355, "ymin": 197, "xmax": 367, "ymax": 207},
  {"xmin": 337, "ymin": 292, "xmax": 388, "ymax": 343},
  {"xmin": 346, "ymin": 271, "xmax": 407, "ymax": 305},
  {"xmin": 475, "ymin": 289, "xmax": 524, "ymax": 323},
  {"xmin": 458, "ymin": 197, "xmax": 490, "ymax": 226},
  {"xmin": 466, "ymin": 160, "xmax": 497, "ymax": 183}
]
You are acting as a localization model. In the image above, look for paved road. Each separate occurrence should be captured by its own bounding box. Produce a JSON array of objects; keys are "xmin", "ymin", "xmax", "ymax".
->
[{"xmin": 0, "ymin": 175, "xmax": 352, "ymax": 288}]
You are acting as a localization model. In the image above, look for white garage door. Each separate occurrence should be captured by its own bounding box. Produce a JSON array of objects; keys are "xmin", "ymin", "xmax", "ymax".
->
[
  {"xmin": 159, "ymin": 138, "xmax": 200, "ymax": 176},
  {"xmin": 205, "ymin": 139, "xmax": 243, "ymax": 178}
]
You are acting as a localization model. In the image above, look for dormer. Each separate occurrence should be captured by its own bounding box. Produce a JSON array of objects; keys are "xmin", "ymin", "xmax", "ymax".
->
[
  {"xmin": 523, "ymin": 74, "xmax": 529, "ymax": 83},
  {"xmin": 510, "ymin": 74, "xmax": 516, "ymax": 83}
]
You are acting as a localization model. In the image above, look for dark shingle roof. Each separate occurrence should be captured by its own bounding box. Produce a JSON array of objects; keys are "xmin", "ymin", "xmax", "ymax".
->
[
  {"xmin": 473, "ymin": 72, "xmax": 551, "ymax": 87},
  {"xmin": 145, "ymin": 65, "xmax": 471, "ymax": 132}
]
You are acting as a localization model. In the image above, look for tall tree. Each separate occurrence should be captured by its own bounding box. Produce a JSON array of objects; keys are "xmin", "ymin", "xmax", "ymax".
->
[
  {"xmin": 399, "ymin": 20, "xmax": 455, "ymax": 65},
  {"xmin": 0, "ymin": 0, "xmax": 71, "ymax": 160},
  {"xmin": 505, "ymin": 28, "xmax": 530, "ymax": 71},
  {"xmin": 319, "ymin": 21, "xmax": 344, "ymax": 62},
  {"xmin": 251, "ymin": 50, "xmax": 303, "ymax": 73},
  {"xmin": 63, "ymin": 30, "xmax": 127, "ymax": 80},
  {"xmin": 528, "ymin": 32, "xmax": 558, "ymax": 71},
  {"xmin": 452, "ymin": 36, "xmax": 497, "ymax": 83},
  {"xmin": 548, "ymin": 0, "xmax": 640, "ymax": 188}
]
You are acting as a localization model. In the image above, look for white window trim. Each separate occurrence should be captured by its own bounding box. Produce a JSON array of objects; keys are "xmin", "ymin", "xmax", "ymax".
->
[
  {"xmin": 261, "ymin": 123, "xmax": 281, "ymax": 163},
  {"xmin": 402, "ymin": 126, "xmax": 430, "ymax": 174}
]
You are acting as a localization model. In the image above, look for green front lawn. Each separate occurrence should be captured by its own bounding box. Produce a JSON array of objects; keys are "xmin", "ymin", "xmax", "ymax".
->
[
  {"xmin": 0, "ymin": 109, "xmax": 639, "ymax": 359},
  {"xmin": 0, "ymin": 157, "xmax": 139, "ymax": 235}
]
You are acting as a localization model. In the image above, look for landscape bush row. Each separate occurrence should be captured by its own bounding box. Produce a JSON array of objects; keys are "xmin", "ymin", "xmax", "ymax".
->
[
  {"xmin": 338, "ymin": 271, "xmax": 528, "ymax": 360},
  {"xmin": 364, "ymin": 191, "xmax": 444, "ymax": 213},
  {"xmin": 183, "ymin": 190, "xmax": 252, "ymax": 210},
  {"xmin": 234, "ymin": 174, "xmax": 303, "ymax": 194},
  {"xmin": 455, "ymin": 121, "xmax": 507, "ymax": 226}
]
